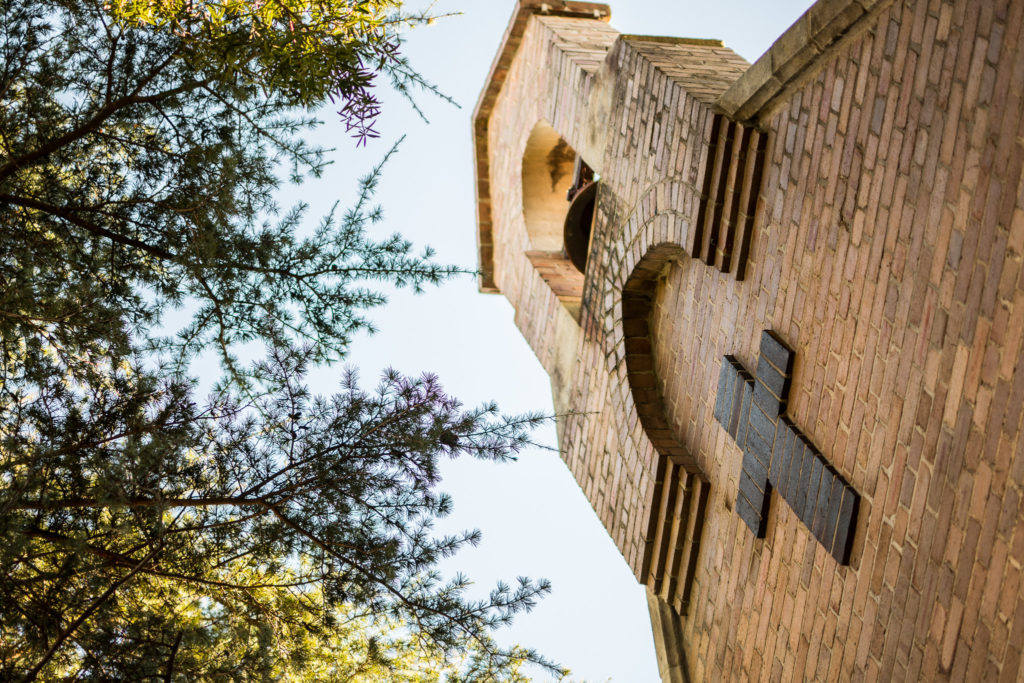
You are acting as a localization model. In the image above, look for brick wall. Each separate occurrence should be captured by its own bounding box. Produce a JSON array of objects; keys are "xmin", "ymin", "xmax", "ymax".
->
[{"xmin": 480, "ymin": 0, "xmax": 1024, "ymax": 679}]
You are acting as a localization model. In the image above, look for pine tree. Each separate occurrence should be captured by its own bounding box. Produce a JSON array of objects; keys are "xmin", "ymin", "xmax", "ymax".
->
[{"xmin": 0, "ymin": 1, "xmax": 559, "ymax": 678}]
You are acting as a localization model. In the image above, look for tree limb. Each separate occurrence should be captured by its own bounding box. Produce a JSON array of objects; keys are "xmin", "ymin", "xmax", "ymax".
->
[
  {"xmin": 0, "ymin": 193, "xmax": 176, "ymax": 260},
  {"xmin": 164, "ymin": 631, "xmax": 183, "ymax": 683},
  {"xmin": 18, "ymin": 542, "xmax": 164, "ymax": 682},
  {"xmin": 0, "ymin": 53, "xmax": 196, "ymax": 182},
  {"xmin": 12, "ymin": 495, "xmax": 266, "ymax": 511}
]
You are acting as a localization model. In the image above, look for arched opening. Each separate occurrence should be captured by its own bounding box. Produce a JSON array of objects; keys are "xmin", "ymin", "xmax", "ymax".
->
[
  {"xmin": 521, "ymin": 121, "xmax": 597, "ymax": 317},
  {"xmin": 522, "ymin": 121, "xmax": 575, "ymax": 251},
  {"xmin": 621, "ymin": 241, "xmax": 708, "ymax": 616}
]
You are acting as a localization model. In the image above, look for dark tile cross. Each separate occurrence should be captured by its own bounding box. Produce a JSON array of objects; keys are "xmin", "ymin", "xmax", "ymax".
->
[{"xmin": 713, "ymin": 330, "xmax": 859, "ymax": 565}]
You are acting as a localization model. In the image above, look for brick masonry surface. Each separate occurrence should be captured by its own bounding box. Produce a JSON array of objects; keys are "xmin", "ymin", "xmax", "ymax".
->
[{"xmin": 480, "ymin": 0, "xmax": 1024, "ymax": 679}]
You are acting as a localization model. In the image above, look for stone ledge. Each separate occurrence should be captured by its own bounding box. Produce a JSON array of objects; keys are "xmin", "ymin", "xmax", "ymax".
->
[
  {"xmin": 619, "ymin": 34, "xmax": 724, "ymax": 48},
  {"xmin": 717, "ymin": 0, "xmax": 896, "ymax": 123}
]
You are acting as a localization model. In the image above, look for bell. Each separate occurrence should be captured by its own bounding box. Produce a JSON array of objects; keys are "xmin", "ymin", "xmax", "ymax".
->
[{"xmin": 563, "ymin": 180, "xmax": 597, "ymax": 273}]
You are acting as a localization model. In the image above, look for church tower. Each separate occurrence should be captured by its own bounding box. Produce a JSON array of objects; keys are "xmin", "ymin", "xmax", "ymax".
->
[{"xmin": 473, "ymin": 1, "xmax": 1024, "ymax": 679}]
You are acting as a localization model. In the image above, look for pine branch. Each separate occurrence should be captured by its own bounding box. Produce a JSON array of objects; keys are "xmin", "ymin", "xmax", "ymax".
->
[{"xmin": 17, "ymin": 542, "xmax": 164, "ymax": 682}]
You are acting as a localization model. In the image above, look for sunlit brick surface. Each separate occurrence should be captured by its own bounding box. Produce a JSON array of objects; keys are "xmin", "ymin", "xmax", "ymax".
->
[{"xmin": 479, "ymin": 0, "xmax": 1024, "ymax": 678}]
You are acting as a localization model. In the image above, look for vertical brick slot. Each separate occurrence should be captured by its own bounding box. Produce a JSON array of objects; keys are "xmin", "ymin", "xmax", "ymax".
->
[
  {"xmin": 675, "ymin": 475, "xmax": 709, "ymax": 615},
  {"xmin": 661, "ymin": 469, "xmax": 691, "ymax": 603},
  {"xmin": 716, "ymin": 124, "xmax": 753, "ymax": 272},
  {"xmin": 694, "ymin": 113, "xmax": 724, "ymax": 264},
  {"xmin": 730, "ymin": 128, "xmax": 766, "ymax": 280},
  {"xmin": 647, "ymin": 462, "xmax": 680, "ymax": 593},
  {"xmin": 695, "ymin": 112, "xmax": 766, "ymax": 279},
  {"xmin": 702, "ymin": 118, "xmax": 735, "ymax": 265}
]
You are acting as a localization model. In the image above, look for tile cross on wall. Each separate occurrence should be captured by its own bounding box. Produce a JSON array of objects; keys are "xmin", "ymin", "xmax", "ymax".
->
[{"xmin": 713, "ymin": 331, "xmax": 859, "ymax": 565}]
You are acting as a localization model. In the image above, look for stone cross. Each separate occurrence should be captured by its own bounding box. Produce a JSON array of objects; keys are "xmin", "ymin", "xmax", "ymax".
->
[{"xmin": 713, "ymin": 330, "xmax": 859, "ymax": 565}]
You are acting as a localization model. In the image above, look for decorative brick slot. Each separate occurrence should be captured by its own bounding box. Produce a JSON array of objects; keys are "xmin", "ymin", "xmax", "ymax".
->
[
  {"xmin": 645, "ymin": 462, "xmax": 709, "ymax": 615},
  {"xmin": 694, "ymin": 114, "xmax": 766, "ymax": 280},
  {"xmin": 714, "ymin": 331, "xmax": 859, "ymax": 565},
  {"xmin": 624, "ymin": 242, "xmax": 707, "ymax": 615}
]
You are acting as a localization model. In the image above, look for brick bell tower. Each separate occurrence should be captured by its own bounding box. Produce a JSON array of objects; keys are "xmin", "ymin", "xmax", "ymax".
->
[{"xmin": 474, "ymin": 0, "xmax": 1024, "ymax": 680}]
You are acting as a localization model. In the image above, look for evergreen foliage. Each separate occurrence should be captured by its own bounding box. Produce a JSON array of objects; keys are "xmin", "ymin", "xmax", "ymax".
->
[
  {"xmin": 0, "ymin": 0, "xmax": 558, "ymax": 678},
  {"xmin": 109, "ymin": 0, "xmax": 454, "ymax": 142}
]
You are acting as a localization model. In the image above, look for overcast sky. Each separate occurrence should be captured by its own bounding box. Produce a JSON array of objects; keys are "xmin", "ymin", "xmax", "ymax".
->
[{"xmin": 283, "ymin": 1, "xmax": 816, "ymax": 679}]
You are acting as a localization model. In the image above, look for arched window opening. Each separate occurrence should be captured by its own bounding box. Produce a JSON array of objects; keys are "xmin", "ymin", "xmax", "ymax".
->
[
  {"xmin": 521, "ymin": 121, "xmax": 597, "ymax": 318},
  {"xmin": 621, "ymin": 243, "xmax": 707, "ymax": 616}
]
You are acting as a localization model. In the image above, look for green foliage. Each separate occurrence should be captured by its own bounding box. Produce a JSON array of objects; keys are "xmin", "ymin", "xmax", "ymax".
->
[
  {"xmin": 108, "ymin": 0, "xmax": 453, "ymax": 142},
  {"xmin": 1, "ymin": 353, "xmax": 546, "ymax": 680},
  {"xmin": 0, "ymin": 0, "xmax": 559, "ymax": 679}
]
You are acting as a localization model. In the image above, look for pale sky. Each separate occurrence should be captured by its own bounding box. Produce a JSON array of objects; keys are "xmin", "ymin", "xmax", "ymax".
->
[{"xmin": 287, "ymin": 1, "xmax": 816, "ymax": 680}]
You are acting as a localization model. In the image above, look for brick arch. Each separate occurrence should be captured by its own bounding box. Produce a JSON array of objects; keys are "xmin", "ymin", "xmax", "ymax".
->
[
  {"xmin": 587, "ymin": 178, "xmax": 700, "ymax": 339},
  {"xmin": 602, "ymin": 179, "xmax": 703, "ymax": 471},
  {"xmin": 601, "ymin": 184, "xmax": 712, "ymax": 613},
  {"xmin": 621, "ymin": 242, "xmax": 700, "ymax": 473}
]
